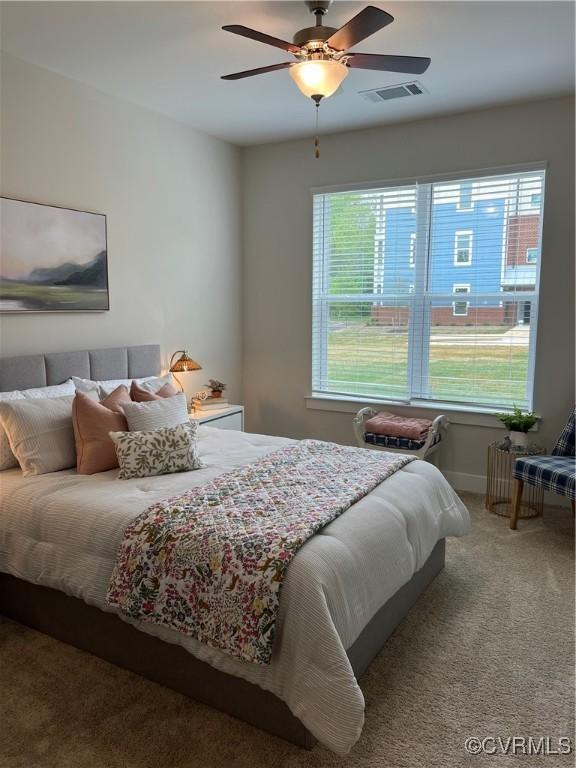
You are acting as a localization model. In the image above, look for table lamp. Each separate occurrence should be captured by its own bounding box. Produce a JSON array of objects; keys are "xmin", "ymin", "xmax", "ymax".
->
[{"xmin": 169, "ymin": 350, "xmax": 202, "ymax": 392}]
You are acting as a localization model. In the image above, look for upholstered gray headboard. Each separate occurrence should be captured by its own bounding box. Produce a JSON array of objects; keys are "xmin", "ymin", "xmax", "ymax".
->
[{"xmin": 0, "ymin": 345, "xmax": 161, "ymax": 392}]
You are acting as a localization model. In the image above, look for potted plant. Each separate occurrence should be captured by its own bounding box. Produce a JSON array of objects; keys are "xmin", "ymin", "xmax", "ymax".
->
[
  {"xmin": 495, "ymin": 406, "xmax": 538, "ymax": 448},
  {"xmin": 206, "ymin": 379, "xmax": 226, "ymax": 399}
]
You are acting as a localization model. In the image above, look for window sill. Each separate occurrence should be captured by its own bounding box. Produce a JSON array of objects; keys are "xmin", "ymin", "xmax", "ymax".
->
[{"xmin": 305, "ymin": 394, "xmax": 539, "ymax": 430}]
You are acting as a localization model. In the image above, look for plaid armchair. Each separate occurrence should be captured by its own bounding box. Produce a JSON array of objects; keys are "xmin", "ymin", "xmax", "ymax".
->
[{"xmin": 510, "ymin": 409, "xmax": 576, "ymax": 529}]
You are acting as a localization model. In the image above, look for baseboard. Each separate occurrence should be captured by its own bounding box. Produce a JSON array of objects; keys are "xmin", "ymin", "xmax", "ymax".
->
[
  {"xmin": 444, "ymin": 470, "xmax": 572, "ymax": 509},
  {"xmin": 443, "ymin": 470, "xmax": 486, "ymax": 494}
]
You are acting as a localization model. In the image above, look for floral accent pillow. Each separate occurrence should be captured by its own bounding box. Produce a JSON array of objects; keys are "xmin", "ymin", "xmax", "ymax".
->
[{"xmin": 109, "ymin": 421, "xmax": 202, "ymax": 480}]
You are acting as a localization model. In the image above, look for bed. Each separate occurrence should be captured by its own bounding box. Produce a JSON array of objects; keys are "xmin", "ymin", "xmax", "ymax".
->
[{"xmin": 0, "ymin": 344, "xmax": 470, "ymax": 754}]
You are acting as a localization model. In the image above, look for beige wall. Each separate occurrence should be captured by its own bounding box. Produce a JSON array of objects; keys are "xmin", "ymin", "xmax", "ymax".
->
[
  {"xmin": 0, "ymin": 53, "xmax": 242, "ymax": 402},
  {"xmin": 1, "ymin": 55, "xmax": 573, "ymax": 489},
  {"xmin": 241, "ymin": 97, "xmax": 575, "ymax": 489}
]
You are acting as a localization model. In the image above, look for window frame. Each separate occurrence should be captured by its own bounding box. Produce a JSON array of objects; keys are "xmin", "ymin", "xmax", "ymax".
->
[
  {"xmin": 526, "ymin": 247, "xmax": 538, "ymax": 264},
  {"xmin": 311, "ymin": 163, "xmax": 546, "ymax": 411},
  {"xmin": 453, "ymin": 229, "xmax": 473, "ymax": 266}
]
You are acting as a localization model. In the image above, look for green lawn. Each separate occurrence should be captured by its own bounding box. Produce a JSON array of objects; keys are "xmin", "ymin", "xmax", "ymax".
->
[
  {"xmin": 325, "ymin": 323, "xmax": 529, "ymax": 405},
  {"xmin": 0, "ymin": 281, "xmax": 108, "ymax": 311}
]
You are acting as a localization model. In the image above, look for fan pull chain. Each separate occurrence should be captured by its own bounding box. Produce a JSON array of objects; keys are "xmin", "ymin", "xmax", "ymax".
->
[{"xmin": 314, "ymin": 99, "xmax": 320, "ymax": 159}]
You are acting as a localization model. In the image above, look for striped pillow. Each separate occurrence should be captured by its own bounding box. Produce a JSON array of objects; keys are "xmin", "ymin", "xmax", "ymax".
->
[
  {"xmin": 0, "ymin": 395, "xmax": 76, "ymax": 476},
  {"xmin": 0, "ymin": 390, "xmax": 25, "ymax": 471},
  {"xmin": 0, "ymin": 380, "xmax": 75, "ymax": 472},
  {"xmin": 121, "ymin": 392, "xmax": 188, "ymax": 432}
]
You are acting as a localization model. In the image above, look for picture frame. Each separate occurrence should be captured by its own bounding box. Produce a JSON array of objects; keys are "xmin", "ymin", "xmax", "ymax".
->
[{"xmin": 0, "ymin": 197, "xmax": 109, "ymax": 312}]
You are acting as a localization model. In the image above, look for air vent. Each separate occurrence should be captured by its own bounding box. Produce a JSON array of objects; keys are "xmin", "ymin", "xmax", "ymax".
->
[{"xmin": 359, "ymin": 81, "xmax": 428, "ymax": 103}]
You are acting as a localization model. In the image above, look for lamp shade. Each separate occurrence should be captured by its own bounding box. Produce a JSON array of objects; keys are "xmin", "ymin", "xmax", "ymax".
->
[
  {"xmin": 169, "ymin": 351, "xmax": 202, "ymax": 373},
  {"xmin": 289, "ymin": 60, "xmax": 348, "ymax": 100}
]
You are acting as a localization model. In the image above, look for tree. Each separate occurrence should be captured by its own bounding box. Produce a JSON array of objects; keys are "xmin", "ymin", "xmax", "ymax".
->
[{"xmin": 327, "ymin": 193, "xmax": 376, "ymax": 320}]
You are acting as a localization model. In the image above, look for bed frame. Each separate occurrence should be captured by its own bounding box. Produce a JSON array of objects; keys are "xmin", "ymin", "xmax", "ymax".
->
[{"xmin": 0, "ymin": 344, "xmax": 446, "ymax": 748}]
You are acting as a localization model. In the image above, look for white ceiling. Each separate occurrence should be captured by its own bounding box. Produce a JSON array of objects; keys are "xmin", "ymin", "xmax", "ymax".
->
[{"xmin": 1, "ymin": 1, "xmax": 574, "ymax": 146}]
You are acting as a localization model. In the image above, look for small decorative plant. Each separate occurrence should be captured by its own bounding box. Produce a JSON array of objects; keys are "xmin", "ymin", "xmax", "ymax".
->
[
  {"xmin": 495, "ymin": 406, "xmax": 538, "ymax": 449},
  {"xmin": 495, "ymin": 406, "xmax": 538, "ymax": 433},
  {"xmin": 206, "ymin": 379, "xmax": 226, "ymax": 398}
]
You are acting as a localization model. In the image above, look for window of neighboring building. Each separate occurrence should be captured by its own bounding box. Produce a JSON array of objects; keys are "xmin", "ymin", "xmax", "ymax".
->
[
  {"xmin": 452, "ymin": 284, "xmax": 470, "ymax": 316},
  {"xmin": 457, "ymin": 182, "xmax": 474, "ymax": 211},
  {"xmin": 409, "ymin": 232, "xmax": 416, "ymax": 267},
  {"xmin": 530, "ymin": 193, "xmax": 542, "ymax": 208},
  {"xmin": 312, "ymin": 167, "xmax": 545, "ymax": 409},
  {"xmin": 526, "ymin": 247, "xmax": 538, "ymax": 264},
  {"xmin": 454, "ymin": 230, "xmax": 473, "ymax": 265}
]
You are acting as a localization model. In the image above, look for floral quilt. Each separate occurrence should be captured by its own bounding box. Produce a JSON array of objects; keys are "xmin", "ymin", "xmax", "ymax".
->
[{"xmin": 107, "ymin": 440, "xmax": 415, "ymax": 664}]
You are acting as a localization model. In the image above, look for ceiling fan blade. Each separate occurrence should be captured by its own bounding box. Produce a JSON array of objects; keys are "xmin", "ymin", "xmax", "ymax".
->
[
  {"xmin": 221, "ymin": 62, "xmax": 293, "ymax": 81},
  {"xmin": 222, "ymin": 25, "xmax": 302, "ymax": 54},
  {"xmin": 347, "ymin": 53, "xmax": 431, "ymax": 74},
  {"xmin": 326, "ymin": 6, "xmax": 394, "ymax": 52}
]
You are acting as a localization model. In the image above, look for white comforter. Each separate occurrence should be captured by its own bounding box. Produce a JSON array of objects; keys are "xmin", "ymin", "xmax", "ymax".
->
[{"xmin": 0, "ymin": 427, "xmax": 470, "ymax": 753}]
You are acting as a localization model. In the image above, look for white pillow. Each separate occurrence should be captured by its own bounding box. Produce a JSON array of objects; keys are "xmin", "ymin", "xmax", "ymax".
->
[
  {"xmin": 22, "ymin": 380, "xmax": 75, "ymax": 399},
  {"xmin": 137, "ymin": 374, "xmax": 175, "ymax": 393},
  {"xmin": 73, "ymin": 373, "xmax": 173, "ymax": 398},
  {"xmin": 73, "ymin": 376, "xmax": 130, "ymax": 396},
  {"xmin": 0, "ymin": 395, "xmax": 76, "ymax": 476},
  {"xmin": 0, "ymin": 380, "xmax": 75, "ymax": 471},
  {"xmin": 121, "ymin": 392, "xmax": 188, "ymax": 432}
]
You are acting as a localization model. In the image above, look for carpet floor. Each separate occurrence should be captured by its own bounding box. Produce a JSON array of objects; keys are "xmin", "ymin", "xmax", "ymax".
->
[{"xmin": 0, "ymin": 493, "xmax": 573, "ymax": 768}]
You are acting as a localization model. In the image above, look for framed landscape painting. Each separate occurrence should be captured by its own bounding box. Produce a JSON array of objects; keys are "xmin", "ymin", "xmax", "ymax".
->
[{"xmin": 0, "ymin": 197, "xmax": 108, "ymax": 312}]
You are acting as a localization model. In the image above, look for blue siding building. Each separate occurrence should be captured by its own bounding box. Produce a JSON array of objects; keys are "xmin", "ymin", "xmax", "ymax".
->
[{"xmin": 373, "ymin": 182, "xmax": 538, "ymax": 325}]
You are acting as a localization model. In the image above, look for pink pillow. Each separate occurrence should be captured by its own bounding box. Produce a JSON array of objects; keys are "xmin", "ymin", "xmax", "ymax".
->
[
  {"xmin": 72, "ymin": 386, "xmax": 131, "ymax": 474},
  {"xmin": 130, "ymin": 380, "xmax": 179, "ymax": 402},
  {"xmin": 364, "ymin": 411, "xmax": 433, "ymax": 440}
]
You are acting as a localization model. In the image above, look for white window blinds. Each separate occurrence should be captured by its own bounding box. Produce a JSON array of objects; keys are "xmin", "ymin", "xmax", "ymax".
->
[{"xmin": 312, "ymin": 168, "xmax": 545, "ymax": 409}]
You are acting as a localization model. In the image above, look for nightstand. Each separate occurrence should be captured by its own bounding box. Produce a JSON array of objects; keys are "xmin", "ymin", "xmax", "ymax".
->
[{"xmin": 191, "ymin": 405, "xmax": 244, "ymax": 431}]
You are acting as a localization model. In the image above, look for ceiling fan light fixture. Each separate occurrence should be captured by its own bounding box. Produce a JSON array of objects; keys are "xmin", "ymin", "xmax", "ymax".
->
[{"xmin": 289, "ymin": 59, "xmax": 348, "ymax": 99}]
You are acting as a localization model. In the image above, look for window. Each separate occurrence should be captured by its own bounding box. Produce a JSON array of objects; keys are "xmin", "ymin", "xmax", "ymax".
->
[
  {"xmin": 452, "ymin": 284, "xmax": 470, "ymax": 316},
  {"xmin": 530, "ymin": 193, "xmax": 542, "ymax": 208},
  {"xmin": 409, "ymin": 232, "xmax": 416, "ymax": 267},
  {"xmin": 457, "ymin": 182, "xmax": 474, "ymax": 211},
  {"xmin": 312, "ymin": 168, "xmax": 545, "ymax": 409},
  {"xmin": 526, "ymin": 247, "xmax": 538, "ymax": 264},
  {"xmin": 454, "ymin": 230, "xmax": 473, "ymax": 265}
]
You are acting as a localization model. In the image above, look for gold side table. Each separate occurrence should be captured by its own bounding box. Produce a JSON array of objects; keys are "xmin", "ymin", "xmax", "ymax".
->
[{"xmin": 486, "ymin": 442, "xmax": 545, "ymax": 519}]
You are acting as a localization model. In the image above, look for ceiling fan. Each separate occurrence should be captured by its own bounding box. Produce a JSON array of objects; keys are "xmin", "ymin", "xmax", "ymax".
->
[{"xmin": 221, "ymin": 1, "xmax": 431, "ymax": 104}]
